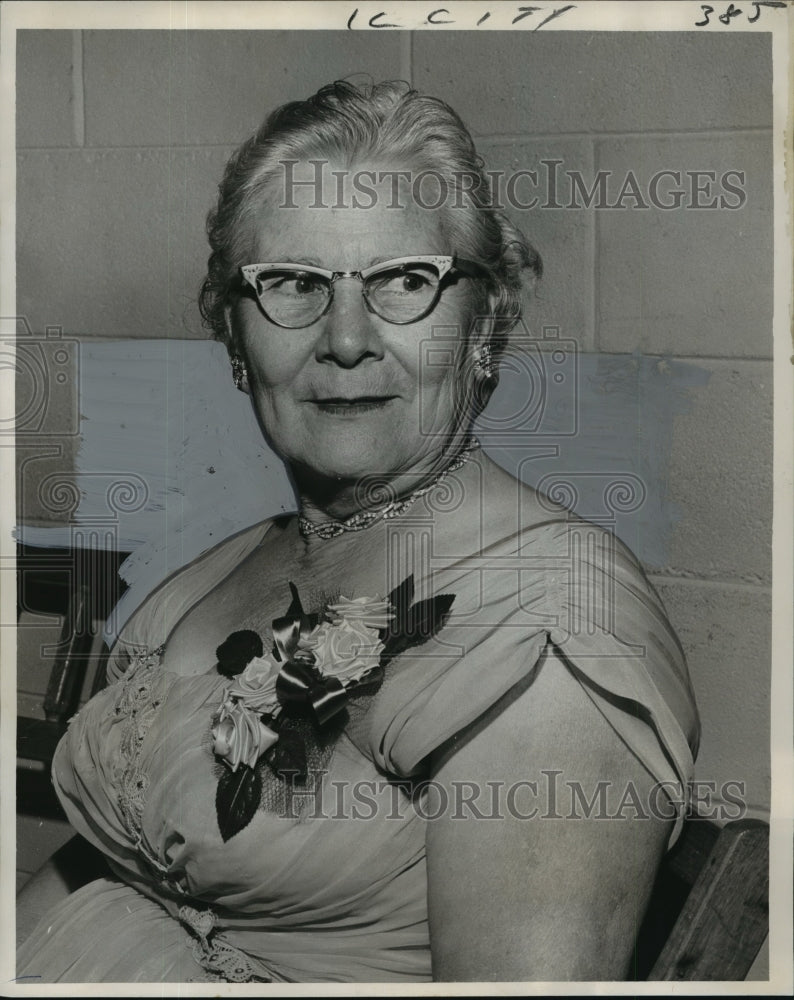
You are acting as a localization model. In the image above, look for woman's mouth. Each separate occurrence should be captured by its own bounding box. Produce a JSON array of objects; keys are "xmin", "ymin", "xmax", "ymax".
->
[{"xmin": 313, "ymin": 396, "xmax": 397, "ymax": 416}]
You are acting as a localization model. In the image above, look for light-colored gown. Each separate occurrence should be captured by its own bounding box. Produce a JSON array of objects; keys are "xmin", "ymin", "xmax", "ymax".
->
[{"xmin": 17, "ymin": 516, "xmax": 699, "ymax": 983}]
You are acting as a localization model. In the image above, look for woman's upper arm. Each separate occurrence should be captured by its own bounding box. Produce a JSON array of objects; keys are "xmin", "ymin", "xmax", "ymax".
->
[{"xmin": 425, "ymin": 644, "xmax": 671, "ymax": 982}]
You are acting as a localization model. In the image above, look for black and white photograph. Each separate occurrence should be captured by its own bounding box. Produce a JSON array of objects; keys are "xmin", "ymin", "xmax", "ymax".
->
[{"xmin": 2, "ymin": 0, "xmax": 792, "ymax": 991}]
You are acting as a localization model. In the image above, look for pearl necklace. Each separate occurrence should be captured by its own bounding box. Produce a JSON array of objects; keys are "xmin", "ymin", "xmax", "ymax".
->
[{"xmin": 298, "ymin": 438, "xmax": 479, "ymax": 540}]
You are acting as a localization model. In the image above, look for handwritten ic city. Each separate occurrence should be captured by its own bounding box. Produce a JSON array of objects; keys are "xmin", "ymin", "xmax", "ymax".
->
[
  {"xmin": 346, "ymin": 4, "xmax": 576, "ymax": 30},
  {"xmin": 344, "ymin": 2, "xmax": 786, "ymax": 31}
]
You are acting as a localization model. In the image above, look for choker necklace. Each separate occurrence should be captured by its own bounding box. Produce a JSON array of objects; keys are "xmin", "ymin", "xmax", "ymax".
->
[{"xmin": 298, "ymin": 437, "xmax": 480, "ymax": 541}]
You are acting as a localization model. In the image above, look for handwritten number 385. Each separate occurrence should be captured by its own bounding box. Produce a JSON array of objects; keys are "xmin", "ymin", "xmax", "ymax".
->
[{"xmin": 696, "ymin": 1, "xmax": 785, "ymax": 26}]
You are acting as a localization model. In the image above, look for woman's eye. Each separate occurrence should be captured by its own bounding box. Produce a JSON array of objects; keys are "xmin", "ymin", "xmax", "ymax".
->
[
  {"xmin": 263, "ymin": 273, "xmax": 324, "ymax": 296},
  {"xmin": 374, "ymin": 269, "xmax": 435, "ymax": 295},
  {"xmin": 401, "ymin": 272, "xmax": 428, "ymax": 292},
  {"xmin": 293, "ymin": 275, "xmax": 321, "ymax": 295}
]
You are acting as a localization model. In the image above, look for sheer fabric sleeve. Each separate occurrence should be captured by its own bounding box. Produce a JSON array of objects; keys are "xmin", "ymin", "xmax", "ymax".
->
[
  {"xmin": 106, "ymin": 521, "xmax": 273, "ymax": 682},
  {"xmin": 52, "ymin": 659, "xmax": 182, "ymax": 882},
  {"xmin": 54, "ymin": 520, "xmax": 274, "ymax": 879},
  {"xmin": 365, "ymin": 520, "xmax": 700, "ymax": 843}
]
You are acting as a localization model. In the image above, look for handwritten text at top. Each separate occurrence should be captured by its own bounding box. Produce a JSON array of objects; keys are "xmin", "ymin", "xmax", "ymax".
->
[
  {"xmin": 344, "ymin": 2, "xmax": 786, "ymax": 31},
  {"xmin": 346, "ymin": 5, "xmax": 575, "ymax": 30},
  {"xmin": 695, "ymin": 1, "xmax": 787, "ymax": 26}
]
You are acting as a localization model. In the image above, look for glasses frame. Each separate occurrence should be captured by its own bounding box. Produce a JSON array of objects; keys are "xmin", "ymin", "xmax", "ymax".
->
[{"xmin": 239, "ymin": 254, "xmax": 488, "ymax": 329}]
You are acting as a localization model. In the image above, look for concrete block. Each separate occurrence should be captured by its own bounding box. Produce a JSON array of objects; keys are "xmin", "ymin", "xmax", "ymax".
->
[
  {"xmin": 414, "ymin": 32, "xmax": 771, "ymax": 136},
  {"xmin": 479, "ymin": 138, "xmax": 594, "ymax": 351},
  {"xmin": 17, "ymin": 147, "xmax": 232, "ymax": 338},
  {"xmin": 596, "ymin": 133, "xmax": 772, "ymax": 357},
  {"xmin": 16, "ymin": 29, "xmax": 75, "ymax": 148},
  {"xmin": 83, "ymin": 30, "xmax": 405, "ymax": 146},
  {"xmin": 665, "ymin": 359, "xmax": 773, "ymax": 583},
  {"xmin": 654, "ymin": 579, "xmax": 771, "ymax": 812}
]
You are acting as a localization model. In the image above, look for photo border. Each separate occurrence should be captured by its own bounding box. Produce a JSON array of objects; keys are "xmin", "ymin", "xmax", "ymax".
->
[{"xmin": 1, "ymin": 3, "xmax": 791, "ymax": 996}]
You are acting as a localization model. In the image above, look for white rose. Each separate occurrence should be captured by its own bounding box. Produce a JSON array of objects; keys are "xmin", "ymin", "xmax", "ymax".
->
[
  {"xmin": 327, "ymin": 595, "xmax": 395, "ymax": 632},
  {"xmin": 211, "ymin": 698, "xmax": 279, "ymax": 771},
  {"xmin": 301, "ymin": 619, "xmax": 384, "ymax": 683},
  {"xmin": 227, "ymin": 653, "xmax": 280, "ymax": 713}
]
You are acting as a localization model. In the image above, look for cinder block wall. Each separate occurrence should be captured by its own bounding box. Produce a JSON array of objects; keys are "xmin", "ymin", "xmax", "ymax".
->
[{"xmin": 16, "ymin": 31, "xmax": 773, "ymax": 822}]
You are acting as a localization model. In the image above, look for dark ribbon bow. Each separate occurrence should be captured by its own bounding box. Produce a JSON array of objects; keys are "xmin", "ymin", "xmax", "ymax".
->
[
  {"xmin": 272, "ymin": 582, "xmax": 349, "ymax": 726},
  {"xmin": 275, "ymin": 659, "xmax": 348, "ymax": 726}
]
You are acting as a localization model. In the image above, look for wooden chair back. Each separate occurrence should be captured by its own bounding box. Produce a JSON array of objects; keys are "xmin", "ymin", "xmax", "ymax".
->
[{"xmin": 634, "ymin": 817, "xmax": 769, "ymax": 980}]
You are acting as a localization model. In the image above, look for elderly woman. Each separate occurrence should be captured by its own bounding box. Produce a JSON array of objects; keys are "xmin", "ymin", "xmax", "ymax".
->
[{"xmin": 17, "ymin": 81, "xmax": 699, "ymax": 983}]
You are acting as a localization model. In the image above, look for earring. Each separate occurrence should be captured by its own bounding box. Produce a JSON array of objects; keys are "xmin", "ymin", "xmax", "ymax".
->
[
  {"xmin": 231, "ymin": 354, "xmax": 249, "ymax": 393},
  {"xmin": 476, "ymin": 343, "xmax": 496, "ymax": 381}
]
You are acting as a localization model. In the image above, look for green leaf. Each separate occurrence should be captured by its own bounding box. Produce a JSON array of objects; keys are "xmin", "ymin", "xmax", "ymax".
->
[
  {"xmin": 387, "ymin": 575, "xmax": 415, "ymax": 626},
  {"xmin": 381, "ymin": 574, "xmax": 415, "ymax": 657},
  {"xmin": 380, "ymin": 585, "xmax": 455, "ymax": 666},
  {"xmin": 286, "ymin": 581, "xmax": 304, "ymax": 618},
  {"xmin": 406, "ymin": 593, "xmax": 455, "ymax": 646},
  {"xmin": 216, "ymin": 765, "xmax": 262, "ymax": 842}
]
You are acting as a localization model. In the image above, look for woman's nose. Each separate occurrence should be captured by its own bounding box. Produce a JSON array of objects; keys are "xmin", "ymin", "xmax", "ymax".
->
[{"xmin": 315, "ymin": 278, "xmax": 385, "ymax": 368}]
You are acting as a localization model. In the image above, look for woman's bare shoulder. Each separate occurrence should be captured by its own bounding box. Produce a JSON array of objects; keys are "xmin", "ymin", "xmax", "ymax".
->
[
  {"xmin": 474, "ymin": 451, "xmax": 636, "ymax": 549},
  {"xmin": 470, "ymin": 451, "xmax": 576, "ymax": 539}
]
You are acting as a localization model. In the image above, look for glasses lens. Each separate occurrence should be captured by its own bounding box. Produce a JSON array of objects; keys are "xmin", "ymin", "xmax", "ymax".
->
[
  {"xmin": 364, "ymin": 262, "xmax": 441, "ymax": 323},
  {"xmin": 255, "ymin": 269, "xmax": 330, "ymax": 328}
]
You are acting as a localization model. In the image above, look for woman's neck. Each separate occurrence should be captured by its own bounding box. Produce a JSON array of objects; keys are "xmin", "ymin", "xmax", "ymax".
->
[{"xmin": 293, "ymin": 436, "xmax": 478, "ymax": 529}]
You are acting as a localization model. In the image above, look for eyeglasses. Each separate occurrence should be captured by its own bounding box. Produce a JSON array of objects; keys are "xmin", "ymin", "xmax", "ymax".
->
[{"xmin": 239, "ymin": 255, "xmax": 488, "ymax": 329}]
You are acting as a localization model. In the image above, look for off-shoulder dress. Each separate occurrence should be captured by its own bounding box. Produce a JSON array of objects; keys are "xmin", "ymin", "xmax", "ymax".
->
[{"xmin": 17, "ymin": 515, "xmax": 699, "ymax": 983}]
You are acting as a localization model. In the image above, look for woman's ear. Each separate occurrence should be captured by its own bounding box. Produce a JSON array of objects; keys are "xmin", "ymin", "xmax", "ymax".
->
[
  {"xmin": 467, "ymin": 311, "xmax": 495, "ymax": 358},
  {"xmin": 468, "ymin": 297, "xmax": 497, "ymax": 357},
  {"xmin": 458, "ymin": 313, "xmax": 499, "ymax": 422},
  {"xmin": 224, "ymin": 305, "xmax": 251, "ymax": 394},
  {"xmin": 223, "ymin": 303, "xmax": 235, "ymax": 348}
]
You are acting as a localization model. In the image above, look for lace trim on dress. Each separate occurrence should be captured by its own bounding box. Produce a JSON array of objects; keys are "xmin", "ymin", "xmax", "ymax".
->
[
  {"xmin": 178, "ymin": 905, "xmax": 272, "ymax": 983},
  {"xmin": 113, "ymin": 643, "xmax": 186, "ymax": 890},
  {"xmin": 111, "ymin": 651, "xmax": 273, "ymax": 981}
]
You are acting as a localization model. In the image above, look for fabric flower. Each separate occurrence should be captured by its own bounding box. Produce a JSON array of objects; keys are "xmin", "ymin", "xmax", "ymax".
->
[
  {"xmin": 212, "ymin": 698, "xmax": 279, "ymax": 772},
  {"xmin": 228, "ymin": 653, "xmax": 280, "ymax": 713},
  {"xmin": 327, "ymin": 595, "xmax": 395, "ymax": 631},
  {"xmin": 300, "ymin": 619, "xmax": 384, "ymax": 683}
]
